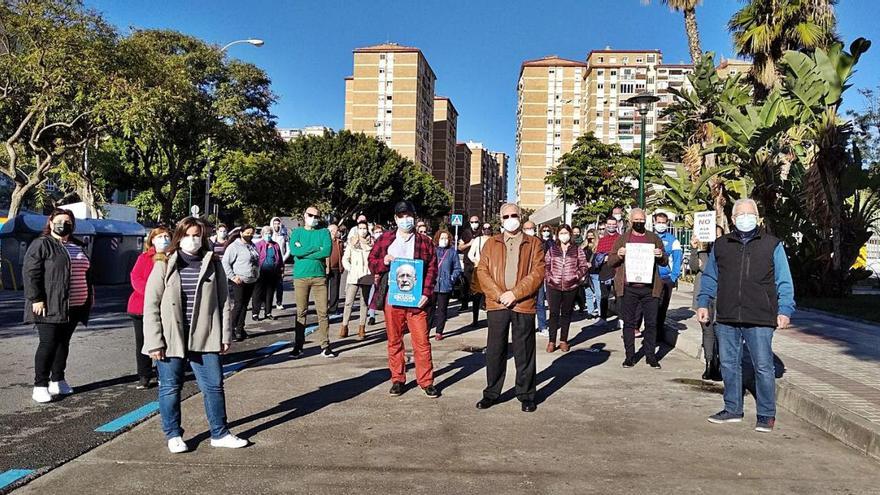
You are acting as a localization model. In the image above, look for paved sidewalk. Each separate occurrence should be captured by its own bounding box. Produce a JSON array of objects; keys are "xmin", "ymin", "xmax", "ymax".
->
[
  {"xmin": 666, "ymin": 284, "xmax": 880, "ymax": 460},
  {"xmin": 14, "ymin": 303, "xmax": 880, "ymax": 494}
]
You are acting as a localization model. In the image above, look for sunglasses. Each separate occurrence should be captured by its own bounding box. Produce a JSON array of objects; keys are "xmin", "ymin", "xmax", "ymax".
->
[
  {"xmin": 501, "ymin": 214, "xmax": 520, "ymax": 220},
  {"xmin": 305, "ymin": 212, "xmax": 318, "ymax": 218}
]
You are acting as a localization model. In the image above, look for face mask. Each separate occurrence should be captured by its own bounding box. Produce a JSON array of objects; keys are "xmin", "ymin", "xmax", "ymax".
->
[
  {"xmin": 180, "ymin": 236, "xmax": 202, "ymax": 254},
  {"xmin": 631, "ymin": 222, "xmax": 646, "ymax": 234},
  {"xmin": 574, "ymin": 235, "xmax": 583, "ymax": 245},
  {"xmin": 216, "ymin": 230, "xmax": 227, "ymax": 240},
  {"xmin": 152, "ymin": 237, "xmax": 170, "ymax": 252},
  {"xmin": 558, "ymin": 233, "xmax": 571, "ymax": 244},
  {"xmin": 613, "ymin": 213, "xmax": 622, "ymax": 221},
  {"xmin": 542, "ymin": 231, "xmax": 551, "ymax": 240},
  {"xmin": 502, "ymin": 217, "xmax": 520, "ymax": 233},
  {"xmin": 310, "ymin": 218, "xmax": 320, "ymax": 228},
  {"xmin": 438, "ymin": 239, "xmax": 449, "ymax": 248},
  {"xmin": 358, "ymin": 228, "xmax": 369, "ymax": 237},
  {"xmin": 263, "ymin": 234, "xmax": 272, "ymax": 242},
  {"xmin": 606, "ymin": 226, "xmax": 618, "ymax": 234},
  {"xmin": 524, "ymin": 229, "xmax": 536, "ymax": 236},
  {"xmin": 654, "ymin": 223, "xmax": 668, "ymax": 233},
  {"xmin": 396, "ymin": 216, "xmax": 414, "ymax": 232},
  {"xmin": 242, "ymin": 234, "xmax": 253, "ymax": 243},
  {"xmin": 735, "ymin": 214, "xmax": 758, "ymax": 232},
  {"xmin": 470, "ymin": 222, "xmax": 480, "ymax": 230},
  {"xmin": 373, "ymin": 232, "xmax": 382, "ymax": 239},
  {"xmin": 52, "ymin": 221, "xmax": 73, "ymax": 237}
]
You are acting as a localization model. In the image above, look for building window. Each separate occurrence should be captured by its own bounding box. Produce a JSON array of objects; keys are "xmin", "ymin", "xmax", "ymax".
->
[
  {"xmin": 379, "ymin": 68, "xmax": 385, "ymax": 74},
  {"xmin": 611, "ymin": 83, "xmax": 616, "ymax": 89},
  {"xmin": 554, "ymin": 132, "xmax": 561, "ymax": 138},
  {"xmin": 598, "ymin": 57, "xmax": 604, "ymax": 62},
  {"xmin": 610, "ymin": 70, "xmax": 617, "ymax": 76},
  {"xmin": 648, "ymin": 54, "xmax": 656, "ymax": 63},
  {"xmin": 573, "ymin": 119, "xmax": 580, "ymax": 125},
  {"xmin": 597, "ymin": 83, "xmax": 604, "ymax": 89},
  {"xmin": 555, "ymin": 119, "xmax": 561, "ymax": 124},
  {"xmin": 380, "ymin": 54, "xmax": 386, "ymax": 60},
  {"xmin": 647, "ymin": 77, "xmax": 654, "ymax": 84},
  {"xmin": 386, "ymin": 109, "xmax": 392, "ymax": 114},
  {"xmin": 386, "ymin": 95, "xmax": 392, "ymax": 100},
  {"xmin": 549, "ymin": 69, "xmax": 555, "ymax": 74},
  {"xmin": 547, "ymin": 119, "xmax": 553, "ymax": 124},
  {"xmin": 636, "ymin": 58, "xmax": 643, "ymax": 63},
  {"xmin": 597, "ymin": 69, "xmax": 604, "ymax": 76},
  {"xmin": 620, "ymin": 83, "xmax": 634, "ymax": 93}
]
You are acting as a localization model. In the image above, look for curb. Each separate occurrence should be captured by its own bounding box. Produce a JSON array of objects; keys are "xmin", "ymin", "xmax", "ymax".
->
[{"xmin": 664, "ymin": 302, "xmax": 880, "ymax": 463}]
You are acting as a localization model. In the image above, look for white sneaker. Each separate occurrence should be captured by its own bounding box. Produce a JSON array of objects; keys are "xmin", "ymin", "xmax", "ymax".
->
[
  {"xmin": 275, "ymin": 304, "xmax": 284, "ymax": 310},
  {"xmin": 48, "ymin": 380, "xmax": 74, "ymax": 395},
  {"xmin": 167, "ymin": 436, "xmax": 189, "ymax": 453},
  {"xmin": 32, "ymin": 386, "xmax": 53, "ymax": 403},
  {"xmin": 210, "ymin": 433, "xmax": 248, "ymax": 449},
  {"xmin": 538, "ymin": 329, "xmax": 550, "ymax": 338}
]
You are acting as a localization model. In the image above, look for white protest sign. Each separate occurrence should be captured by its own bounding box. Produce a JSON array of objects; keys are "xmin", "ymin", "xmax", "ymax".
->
[
  {"xmin": 693, "ymin": 211, "xmax": 716, "ymax": 242},
  {"xmin": 625, "ymin": 242, "xmax": 655, "ymax": 284}
]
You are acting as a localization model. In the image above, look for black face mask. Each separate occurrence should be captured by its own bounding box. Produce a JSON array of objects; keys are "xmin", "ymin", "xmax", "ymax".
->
[
  {"xmin": 52, "ymin": 221, "xmax": 73, "ymax": 237},
  {"xmin": 631, "ymin": 222, "xmax": 646, "ymax": 234},
  {"xmin": 242, "ymin": 235, "xmax": 253, "ymax": 243}
]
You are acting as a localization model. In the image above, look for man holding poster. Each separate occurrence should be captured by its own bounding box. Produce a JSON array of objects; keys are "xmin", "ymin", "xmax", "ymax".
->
[
  {"xmin": 368, "ymin": 201, "xmax": 439, "ymax": 399},
  {"xmin": 607, "ymin": 208, "xmax": 669, "ymax": 369}
]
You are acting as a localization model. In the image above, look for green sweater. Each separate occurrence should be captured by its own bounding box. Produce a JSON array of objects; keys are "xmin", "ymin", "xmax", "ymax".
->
[{"xmin": 289, "ymin": 227, "xmax": 332, "ymax": 279}]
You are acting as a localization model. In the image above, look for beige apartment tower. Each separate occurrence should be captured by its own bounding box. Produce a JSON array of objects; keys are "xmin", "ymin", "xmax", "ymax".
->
[
  {"xmin": 454, "ymin": 143, "xmax": 472, "ymax": 215},
  {"xmin": 432, "ymin": 96, "xmax": 458, "ymax": 192},
  {"xmin": 493, "ymin": 151, "xmax": 508, "ymax": 204},
  {"xmin": 515, "ymin": 56, "xmax": 588, "ymax": 211},
  {"xmin": 344, "ymin": 43, "xmax": 436, "ymax": 172},
  {"xmin": 467, "ymin": 142, "xmax": 501, "ymax": 220}
]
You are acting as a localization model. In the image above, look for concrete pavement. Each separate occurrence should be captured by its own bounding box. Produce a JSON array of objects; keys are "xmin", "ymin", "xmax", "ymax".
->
[{"xmin": 13, "ymin": 302, "xmax": 880, "ymax": 494}]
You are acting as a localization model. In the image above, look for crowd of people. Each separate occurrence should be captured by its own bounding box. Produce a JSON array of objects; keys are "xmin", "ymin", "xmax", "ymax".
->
[{"xmin": 20, "ymin": 196, "xmax": 795, "ymax": 452}]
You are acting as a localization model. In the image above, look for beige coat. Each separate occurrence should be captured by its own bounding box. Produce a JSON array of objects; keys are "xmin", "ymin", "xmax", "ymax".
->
[
  {"xmin": 342, "ymin": 238, "xmax": 372, "ymax": 282},
  {"xmin": 142, "ymin": 251, "xmax": 231, "ymax": 357}
]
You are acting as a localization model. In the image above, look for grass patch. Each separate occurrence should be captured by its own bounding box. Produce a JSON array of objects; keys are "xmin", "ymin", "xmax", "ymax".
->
[{"xmin": 799, "ymin": 295, "xmax": 880, "ymax": 324}]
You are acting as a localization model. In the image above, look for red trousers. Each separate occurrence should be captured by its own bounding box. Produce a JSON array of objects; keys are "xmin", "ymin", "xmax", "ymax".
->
[{"xmin": 384, "ymin": 303, "xmax": 434, "ymax": 388}]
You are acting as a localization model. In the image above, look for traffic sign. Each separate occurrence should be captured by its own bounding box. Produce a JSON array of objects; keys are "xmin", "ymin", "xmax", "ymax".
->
[{"xmin": 450, "ymin": 214, "xmax": 463, "ymax": 227}]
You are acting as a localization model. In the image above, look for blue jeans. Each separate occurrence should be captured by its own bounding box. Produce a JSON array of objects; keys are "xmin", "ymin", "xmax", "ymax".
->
[
  {"xmin": 715, "ymin": 323, "xmax": 776, "ymax": 418},
  {"xmin": 156, "ymin": 352, "xmax": 229, "ymax": 440},
  {"xmin": 586, "ymin": 274, "xmax": 600, "ymax": 314},
  {"xmin": 536, "ymin": 283, "xmax": 548, "ymax": 330}
]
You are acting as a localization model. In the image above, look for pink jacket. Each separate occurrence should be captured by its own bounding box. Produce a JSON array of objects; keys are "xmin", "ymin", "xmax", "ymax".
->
[
  {"xmin": 127, "ymin": 248, "xmax": 161, "ymax": 315},
  {"xmin": 545, "ymin": 243, "xmax": 589, "ymax": 291}
]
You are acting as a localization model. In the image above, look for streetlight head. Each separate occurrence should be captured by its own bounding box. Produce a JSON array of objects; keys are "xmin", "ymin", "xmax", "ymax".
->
[
  {"xmin": 626, "ymin": 92, "xmax": 660, "ymax": 115},
  {"xmin": 248, "ymin": 39, "xmax": 265, "ymax": 47}
]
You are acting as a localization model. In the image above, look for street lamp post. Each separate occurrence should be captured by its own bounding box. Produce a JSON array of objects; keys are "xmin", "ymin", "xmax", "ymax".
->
[
  {"xmin": 625, "ymin": 92, "xmax": 660, "ymax": 209},
  {"xmin": 561, "ymin": 166, "xmax": 569, "ymax": 225},
  {"xmin": 204, "ymin": 39, "xmax": 265, "ymax": 219}
]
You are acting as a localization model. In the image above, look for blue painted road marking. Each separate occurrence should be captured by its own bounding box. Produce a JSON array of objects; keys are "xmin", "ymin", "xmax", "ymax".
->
[
  {"xmin": 94, "ymin": 402, "xmax": 160, "ymax": 433},
  {"xmin": 0, "ymin": 469, "xmax": 35, "ymax": 490}
]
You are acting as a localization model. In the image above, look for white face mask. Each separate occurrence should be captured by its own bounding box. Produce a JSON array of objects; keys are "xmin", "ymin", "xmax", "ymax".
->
[
  {"xmin": 558, "ymin": 233, "xmax": 571, "ymax": 244},
  {"xmin": 735, "ymin": 213, "xmax": 758, "ymax": 232},
  {"xmin": 542, "ymin": 231, "xmax": 551, "ymax": 240},
  {"xmin": 152, "ymin": 236, "xmax": 170, "ymax": 253},
  {"xmin": 654, "ymin": 223, "xmax": 668, "ymax": 233},
  {"xmin": 180, "ymin": 235, "xmax": 202, "ymax": 254},
  {"xmin": 613, "ymin": 213, "xmax": 622, "ymax": 221},
  {"xmin": 216, "ymin": 230, "xmax": 227, "ymax": 241},
  {"xmin": 470, "ymin": 222, "xmax": 480, "ymax": 230},
  {"xmin": 438, "ymin": 238, "xmax": 449, "ymax": 248},
  {"xmin": 502, "ymin": 217, "xmax": 520, "ymax": 233},
  {"xmin": 524, "ymin": 229, "xmax": 536, "ymax": 236},
  {"xmin": 396, "ymin": 216, "xmax": 415, "ymax": 232}
]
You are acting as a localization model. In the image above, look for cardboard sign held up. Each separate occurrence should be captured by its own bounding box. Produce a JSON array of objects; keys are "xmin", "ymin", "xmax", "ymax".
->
[{"xmin": 693, "ymin": 211, "xmax": 717, "ymax": 243}]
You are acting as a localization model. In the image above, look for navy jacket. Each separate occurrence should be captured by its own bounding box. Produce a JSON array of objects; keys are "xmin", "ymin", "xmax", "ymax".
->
[{"xmin": 434, "ymin": 245, "xmax": 462, "ymax": 293}]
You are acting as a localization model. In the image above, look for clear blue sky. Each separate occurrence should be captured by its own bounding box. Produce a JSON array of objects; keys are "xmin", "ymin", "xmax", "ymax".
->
[{"xmin": 88, "ymin": 0, "xmax": 880, "ymax": 200}]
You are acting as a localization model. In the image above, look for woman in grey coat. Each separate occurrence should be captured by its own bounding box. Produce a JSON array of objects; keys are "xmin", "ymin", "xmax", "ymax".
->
[
  {"xmin": 221, "ymin": 225, "xmax": 259, "ymax": 341},
  {"xmin": 143, "ymin": 216, "xmax": 247, "ymax": 453}
]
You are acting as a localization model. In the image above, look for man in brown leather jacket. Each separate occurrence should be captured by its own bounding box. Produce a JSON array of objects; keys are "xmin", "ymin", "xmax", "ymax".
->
[{"xmin": 475, "ymin": 203, "xmax": 546, "ymax": 413}]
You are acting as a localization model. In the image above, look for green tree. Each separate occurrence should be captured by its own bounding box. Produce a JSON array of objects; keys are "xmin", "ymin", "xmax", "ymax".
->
[
  {"xmin": 0, "ymin": 0, "xmax": 121, "ymax": 217},
  {"xmin": 107, "ymin": 29, "xmax": 278, "ymax": 222},
  {"xmin": 545, "ymin": 132, "xmax": 663, "ymax": 224},
  {"xmin": 642, "ymin": 0, "xmax": 704, "ymax": 64},
  {"xmin": 729, "ymin": 0, "xmax": 839, "ymax": 98}
]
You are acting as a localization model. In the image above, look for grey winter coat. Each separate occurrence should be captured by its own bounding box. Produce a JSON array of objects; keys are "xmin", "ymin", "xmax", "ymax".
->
[{"xmin": 142, "ymin": 251, "xmax": 231, "ymax": 357}]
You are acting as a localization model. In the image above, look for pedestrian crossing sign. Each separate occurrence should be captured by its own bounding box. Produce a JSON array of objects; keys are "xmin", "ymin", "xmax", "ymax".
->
[{"xmin": 450, "ymin": 214, "xmax": 463, "ymax": 227}]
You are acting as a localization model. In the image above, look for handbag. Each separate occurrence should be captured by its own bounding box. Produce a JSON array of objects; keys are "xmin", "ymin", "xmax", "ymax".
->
[
  {"xmin": 707, "ymin": 334, "xmax": 723, "ymax": 382},
  {"xmin": 374, "ymin": 272, "xmax": 389, "ymax": 311}
]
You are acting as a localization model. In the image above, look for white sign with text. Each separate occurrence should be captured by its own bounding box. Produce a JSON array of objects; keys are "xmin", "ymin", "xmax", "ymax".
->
[
  {"xmin": 694, "ymin": 211, "xmax": 717, "ymax": 242},
  {"xmin": 625, "ymin": 242, "xmax": 655, "ymax": 283}
]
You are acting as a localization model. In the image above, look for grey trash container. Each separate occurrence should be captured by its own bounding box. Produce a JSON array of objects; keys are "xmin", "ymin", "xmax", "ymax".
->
[
  {"xmin": 87, "ymin": 219, "xmax": 146, "ymax": 285},
  {"xmin": 0, "ymin": 214, "xmax": 96, "ymax": 290}
]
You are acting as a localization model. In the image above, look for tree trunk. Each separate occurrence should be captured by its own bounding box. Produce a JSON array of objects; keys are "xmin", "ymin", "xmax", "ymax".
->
[
  {"xmin": 8, "ymin": 184, "xmax": 28, "ymax": 219},
  {"xmin": 684, "ymin": 8, "xmax": 703, "ymax": 64},
  {"xmin": 77, "ymin": 179, "xmax": 99, "ymax": 218}
]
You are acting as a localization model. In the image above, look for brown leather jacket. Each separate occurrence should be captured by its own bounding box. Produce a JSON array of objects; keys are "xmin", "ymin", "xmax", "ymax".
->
[
  {"xmin": 475, "ymin": 233, "xmax": 545, "ymax": 314},
  {"xmin": 607, "ymin": 230, "xmax": 668, "ymax": 298}
]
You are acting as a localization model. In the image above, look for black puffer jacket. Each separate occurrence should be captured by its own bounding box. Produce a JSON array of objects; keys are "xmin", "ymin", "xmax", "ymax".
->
[{"xmin": 23, "ymin": 236, "xmax": 93, "ymax": 325}]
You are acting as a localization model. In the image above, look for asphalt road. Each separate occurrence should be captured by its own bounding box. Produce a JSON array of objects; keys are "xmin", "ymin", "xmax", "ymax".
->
[{"xmin": 0, "ymin": 268, "xmax": 346, "ymax": 491}]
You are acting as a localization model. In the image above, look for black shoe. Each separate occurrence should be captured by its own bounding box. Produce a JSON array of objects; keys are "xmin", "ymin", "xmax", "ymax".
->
[
  {"xmin": 622, "ymin": 358, "xmax": 635, "ymax": 368},
  {"xmin": 234, "ymin": 333, "xmax": 245, "ymax": 342},
  {"xmin": 647, "ymin": 359, "xmax": 662, "ymax": 369},
  {"xmin": 368, "ymin": 317, "xmax": 376, "ymax": 326},
  {"xmin": 265, "ymin": 314, "xmax": 275, "ymax": 320},
  {"xmin": 135, "ymin": 376, "xmax": 153, "ymax": 390},
  {"xmin": 290, "ymin": 347, "xmax": 302, "ymax": 358},
  {"xmin": 251, "ymin": 314, "xmax": 259, "ymax": 322},
  {"xmin": 475, "ymin": 398, "xmax": 496, "ymax": 410},
  {"xmin": 423, "ymin": 385, "xmax": 440, "ymax": 399},
  {"xmin": 321, "ymin": 347, "xmax": 338, "ymax": 359},
  {"xmin": 702, "ymin": 366, "xmax": 711, "ymax": 380},
  {"xmin": 521, "ymin": 400, "xmax": 537, "ymax": 413},
  {"xmin": 389, "ymin": 382, "xmax": 404, "ymax": 396}
]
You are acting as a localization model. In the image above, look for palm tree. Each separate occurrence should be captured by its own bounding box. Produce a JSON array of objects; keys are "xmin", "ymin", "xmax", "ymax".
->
[
  {"xmin": 729, "ymin": 0, "xmax": 839, "ymax": 98},
  {"xmin": 642, "ymin": 0, "xmax": 703, "ymax": 63}
]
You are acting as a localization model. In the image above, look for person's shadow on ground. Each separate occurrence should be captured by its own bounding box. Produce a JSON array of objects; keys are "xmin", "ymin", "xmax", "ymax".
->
[
  {"xmin": 533, "ymin": 343, "xmax": 610, "ymax": 405},
  {"xmin": 434, "ymin": 351, "xmax": 485, "ymax": 391},
  {"xmin": 189, "ymin": 368, "xmax": 388, "ymax": 446}
]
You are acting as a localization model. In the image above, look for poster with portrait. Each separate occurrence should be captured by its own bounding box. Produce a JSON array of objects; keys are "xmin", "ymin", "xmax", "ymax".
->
[
  {"xmin": 625, "ymin": 242, "xmax": 655, "ymax": 283},
  {"xmin": 389, "ymin": 258, "xmax": 424, "ymax": 308}
]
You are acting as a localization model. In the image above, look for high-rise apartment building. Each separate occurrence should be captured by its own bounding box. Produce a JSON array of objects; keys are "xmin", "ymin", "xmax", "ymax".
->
[
  {"xmin": 431, "ymin": 96, "xmax": 458, "ymax": 192},
  {"xmin": 466, "ymin": 142, "xmax": 501, "ymax": 220},
  {"xmin": 278, "ymin": 126, "xmax": 332, "ymax": 142},
  {"xmin": 344, "ymin": 43, "xmax": 436, "ymax": 172},
  {"xmin": 454, "ymin": 143, "xmax": 472, "ymax": 215},
  {"xmin": 716, "ymin": 58, "xmax": 752, "ymax": 79},
  {"xmin": 493, "ymin": 152, "xmax": 508, "ymax": 204},
  {"xmin": 515, "ymin": 56, "xmax": 588, "ymax": 211}
]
